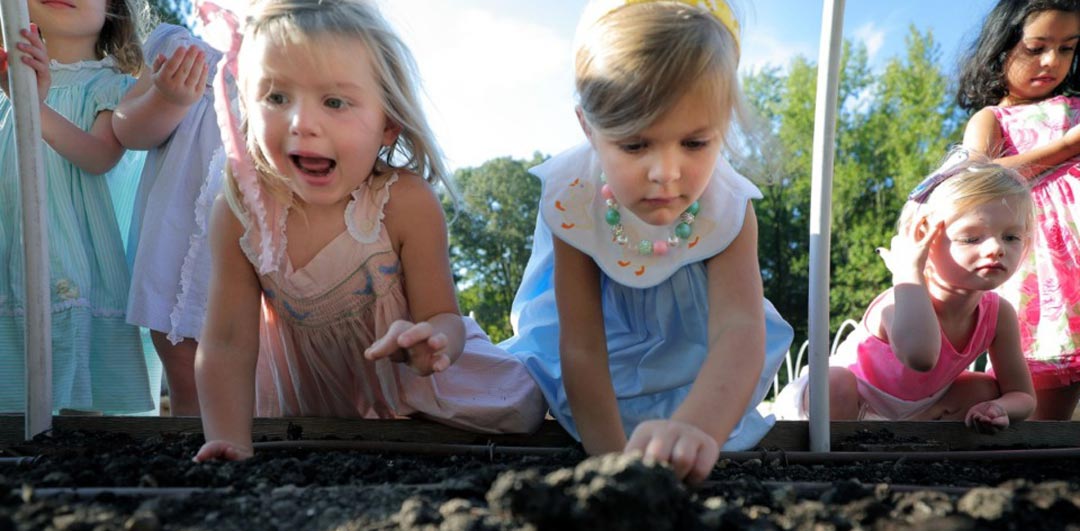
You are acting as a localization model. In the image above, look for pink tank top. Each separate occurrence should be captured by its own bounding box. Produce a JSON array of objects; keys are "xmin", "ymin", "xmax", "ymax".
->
[{"xmin": 833, "ymin": 290, "xmax": 1000, "ymax": 401}]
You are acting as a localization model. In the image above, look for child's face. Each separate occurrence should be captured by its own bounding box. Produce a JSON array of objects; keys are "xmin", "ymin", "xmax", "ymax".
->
[
  {"xmin": 581, "ymin": 85, "xmax": 722, "ymax": 227},
  {"xmin": 242, "ymin": 33, "xmax": 400, "ymax": 210},
  {"xmin": 1002, "ymin": 9, "xmax": 1080, "ymax": 105},
  {"xmin": 29, "ymin": 0, "xmax": 108, "ymax": 42},
  {"xmin": 927, "ymin": 198, "xmax": 1028, "ymax": 293}
]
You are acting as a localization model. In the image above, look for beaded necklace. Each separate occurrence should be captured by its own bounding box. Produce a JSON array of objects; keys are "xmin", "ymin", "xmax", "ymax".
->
[{"xmin": 600, "ymin": 179, "xmax": 699, "ymax": 257}]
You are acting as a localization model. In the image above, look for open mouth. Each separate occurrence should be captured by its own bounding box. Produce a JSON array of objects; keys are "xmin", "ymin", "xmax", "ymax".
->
[{"xmin": 290, "ymin": 154, "xmax": 337, "ymax": 178}]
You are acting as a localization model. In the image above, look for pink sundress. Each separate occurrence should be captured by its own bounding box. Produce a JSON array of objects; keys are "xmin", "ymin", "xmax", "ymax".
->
[
  {"xmin": 241, "ymin": 174, "xmax": 546, "ymax": 432},
  {"xmin": 992, "ymin": 94, "xmax": 1080, "ymax": 389}
]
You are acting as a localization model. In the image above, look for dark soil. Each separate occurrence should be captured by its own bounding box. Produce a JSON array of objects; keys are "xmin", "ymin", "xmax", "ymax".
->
[{"xmin": 1, "ymin": 429, "xmax": 1079, "ymax": 530}]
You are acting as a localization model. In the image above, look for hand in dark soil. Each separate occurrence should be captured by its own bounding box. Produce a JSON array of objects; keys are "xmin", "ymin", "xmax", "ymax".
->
[
  {"xmin": 965, "ymin": 401, "xmax": 1010, "ymax": 434},
  {"xmin": 193, "ymin": 439, "xmax": 254, "ymax": 462},
  {"xmin": 625, "ymin": 419, "xmax": 719, "ymax": 485}
]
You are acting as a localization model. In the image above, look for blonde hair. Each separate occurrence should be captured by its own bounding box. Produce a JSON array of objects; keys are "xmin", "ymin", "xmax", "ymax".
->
[
  {"xmin": 574, "ymin": 1, "xmax": 746, "ymax": 142},
  {"xmin": 99, "ymin": 0, "xmax": 153, "ymax": 75},
  {"xmin": 228, "ymin": 0, "xmax": 452, "ymax": 213},
  {"xmin": 897, "ymin": 158, "xmax": 1034, "ymax": 239}
]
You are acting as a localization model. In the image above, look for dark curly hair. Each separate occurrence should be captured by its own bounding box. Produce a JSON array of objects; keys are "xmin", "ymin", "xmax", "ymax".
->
[{"xmin": 956, "ymin": 0, "xmax": 1080, "ymax": 112}]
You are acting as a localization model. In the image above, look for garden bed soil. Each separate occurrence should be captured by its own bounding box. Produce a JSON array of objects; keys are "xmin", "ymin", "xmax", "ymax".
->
[{"xmin": 0, "ymin": 429, "xmax": 1078, "ymax": 530}]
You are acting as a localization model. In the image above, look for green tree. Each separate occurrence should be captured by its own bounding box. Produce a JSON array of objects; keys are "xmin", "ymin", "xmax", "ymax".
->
[
  {"xmin": 146, "ymin": 0, "xmax": 192, "ymax": 28},
  {"xmin": 743, "ymin": 28, "xmax": 964, "ymax": 385},
  {"xmin": 444, "ymin": 154, "xmax": 546, "ymax": 341}
]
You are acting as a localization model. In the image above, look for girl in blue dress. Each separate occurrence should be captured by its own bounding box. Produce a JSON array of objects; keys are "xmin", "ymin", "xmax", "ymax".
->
[
  {"xmin": 0, "ymin": 0, "xmax": 156, "ymax": 413},
  {"xmin": 502, "ymin": 0, "xmax": 793, "ymax": 484}
]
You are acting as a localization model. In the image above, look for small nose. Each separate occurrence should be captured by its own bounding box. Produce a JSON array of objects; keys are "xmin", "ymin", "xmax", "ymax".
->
[
  {"xmin": 1041, "ymin": 49, "xmax": 1060, "ymax": 68},
  {"xmin": 983, "ymin": 237, "xmax": 1005, "ymax": 257},
  {"xmin": 647, "ymin": 150, "xmax": 680, "ymax": 184},
  {"xmin": 289, "ymin": 101, "xmax": 319, "ymax": 137}
]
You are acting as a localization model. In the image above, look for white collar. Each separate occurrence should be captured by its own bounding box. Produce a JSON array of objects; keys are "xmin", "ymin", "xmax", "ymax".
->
[{"xmin": 536, "ymin": 143, "xmax": 762, "ymax": 288}]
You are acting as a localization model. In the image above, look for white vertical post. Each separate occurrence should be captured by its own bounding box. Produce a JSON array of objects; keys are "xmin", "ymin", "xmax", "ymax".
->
[
  {"xmin": 1, "ymin": 2, "xmax": 53, "ymax": 438},
  {"xmin": 808, "ymin": 0, "xmax": 845, "ymax": 453}
]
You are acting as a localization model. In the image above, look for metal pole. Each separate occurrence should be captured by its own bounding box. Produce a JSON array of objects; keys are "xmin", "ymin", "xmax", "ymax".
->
[
  {"xmin": 807, "ymin": 0, "xmax": 845, "ymax": 452},
  {"xmin": 1, "ymin": 2, "xmax": 53, "ymax": 438}
]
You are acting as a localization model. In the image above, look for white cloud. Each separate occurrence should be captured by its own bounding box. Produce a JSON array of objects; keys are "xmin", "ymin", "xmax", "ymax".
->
[
  {"xmin": 378, "ymin": 1, "xmax": 580, "ymax": 169},
  {"xmin": 739, "ymin": 29, "xmax": 815, "ymax": 74},
  {"xmin": 852, "ymin": 22, "xmax": 885, "ymax": 61}
]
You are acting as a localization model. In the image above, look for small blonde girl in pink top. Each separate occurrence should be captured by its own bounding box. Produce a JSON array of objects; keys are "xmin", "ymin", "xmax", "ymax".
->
[{"xmin": 777, "ymin": 151, "xmax": 1036, "ymax": 432}]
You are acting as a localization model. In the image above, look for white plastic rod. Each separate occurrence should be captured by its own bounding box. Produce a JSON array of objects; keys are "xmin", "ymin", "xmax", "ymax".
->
[
  {"xmin": 1, "ymin": 2, "xmax": 53, "ymax": 438},
  {"xmin": 807, "ymin": 0, "xmax": 845, "ymax": 453}
]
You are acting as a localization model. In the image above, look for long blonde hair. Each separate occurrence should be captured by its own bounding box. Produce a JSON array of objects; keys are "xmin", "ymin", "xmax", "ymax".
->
[
  {"xmin": 574, "ymin": 1, "xmax": 747, "ymax": 144},
  {"xmin": 227, "ymin": 0, "xmax": 452, "ymax": 215}
]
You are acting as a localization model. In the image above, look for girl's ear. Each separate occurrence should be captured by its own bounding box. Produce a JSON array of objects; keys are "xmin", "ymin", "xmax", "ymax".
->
[
  {"xmin": 382, "ymin": 119, "xmax": 403, "ymax": 147},
  {"xmin": 575, "ymin": 106, "xmax": 594, "ymax": 142},
  {"xmin": 912, "ymin": 216, "xmax": 929, "ymax": 240}
]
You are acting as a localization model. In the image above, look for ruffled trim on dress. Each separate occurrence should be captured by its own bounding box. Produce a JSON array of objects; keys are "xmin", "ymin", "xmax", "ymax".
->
[
  {"xmin": 48, "ymin": 57, "xmax": 117, "ymax": 71},
  {"xmin": 239, "ymin": 197, "xmax": 290, "ymax": 275},
  {"xmin": 166, "ymin": 147, "xmax": 225, "ymax": 344},
  {"xmin": 345, "ymin": 173, "xmax": 399, "ymax": 244}
]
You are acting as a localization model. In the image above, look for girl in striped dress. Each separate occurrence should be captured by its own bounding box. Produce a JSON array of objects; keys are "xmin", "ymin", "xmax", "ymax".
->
[{"xmin": 0, "ymin": 0, "xmax": 156, "ymax": 413}]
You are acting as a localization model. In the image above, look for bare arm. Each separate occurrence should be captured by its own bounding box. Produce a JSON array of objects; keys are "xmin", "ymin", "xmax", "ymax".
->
[
  {"xmin": 553, "ymin": 235, "xmax": 626, "ymax": 455},
  {"xmin": 194, "ymin": 197, "xmax": 263, "ymax": 461},
  {"xmin": 41, "ymin": 108, "xmax": 125, "ymax": 175},
  {"xmin": 7, "ymin": 26, "xmax": 125, "ymax": 174},
  {"xmin": 365, "ymin": 174, "xmax": 464, "ymax": 374},
  {"xmin": 113, "ymin": 45, "xmax": 209, "ymax": 150},
  {"xmin": 963, "ymin": 107, "xmax": 1080, "ymax": 179},
  {"xmin": 983, "ymin": 300, "xmax": 1036, "ymax": 422},
  {"xmin": 671, "ymin": 204, "xmax": 765, "ymax": 442},
  {"xmin": 877, "ymin": 219, "xmax": 944, "ymax": 371}
]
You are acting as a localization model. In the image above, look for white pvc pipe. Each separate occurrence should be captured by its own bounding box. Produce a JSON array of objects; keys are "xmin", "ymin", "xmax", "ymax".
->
[
  {"xmin": 807, "ymin": 0, "xmax": 845, "ymax": 453},
  {"xmin": 1, "ymin": 2, "xmax": 53, "ymax": 438}
]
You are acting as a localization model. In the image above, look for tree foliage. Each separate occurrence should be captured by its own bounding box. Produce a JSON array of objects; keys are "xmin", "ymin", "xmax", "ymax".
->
[
  {"xmin": 444, "ymin": 154, "xmax": 546, "ymax": 342},
  {"xmin": 146, "ymin": 0, "xmax": 192, "ymax": 28},
  {"xmin": 742, "ymin": 27, "xmax": 965, "ymax": 380}
]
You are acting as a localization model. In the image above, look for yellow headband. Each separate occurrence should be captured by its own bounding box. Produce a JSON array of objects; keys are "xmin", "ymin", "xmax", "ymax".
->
[{"xmin": 623, "ymin": 0, "xmax": 740, "ymax": 49}]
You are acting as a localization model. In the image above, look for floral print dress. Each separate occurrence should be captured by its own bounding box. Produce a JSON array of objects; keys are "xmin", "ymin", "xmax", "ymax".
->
[{"xmin": 992, "ymin": 94, "xmax": 1080, "ymax": 389}]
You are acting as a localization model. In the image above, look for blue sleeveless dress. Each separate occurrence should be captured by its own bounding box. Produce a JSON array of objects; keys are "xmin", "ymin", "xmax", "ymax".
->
[
  {"xmin": 501, "ymin": 143, "xmax": 793, "ymax": 450},
  {"xmin": 0, "ymin": 58, "xmax": 153, "ymax": 413}
]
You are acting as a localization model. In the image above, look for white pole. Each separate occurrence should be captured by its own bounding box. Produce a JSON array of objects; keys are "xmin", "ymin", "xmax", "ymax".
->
[
  {"xmin": 1, "ymin": 2, "xmax": 53, "ymax": 438},
  {"xmin": 807, "ymin": 0, "xmax": 845, "ymax": 452}
]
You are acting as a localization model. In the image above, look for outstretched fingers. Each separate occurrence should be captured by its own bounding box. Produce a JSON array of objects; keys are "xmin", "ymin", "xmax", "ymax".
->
[{"xmin": 154, "ymin": 45, "xmax": 209, "ymax": 105}]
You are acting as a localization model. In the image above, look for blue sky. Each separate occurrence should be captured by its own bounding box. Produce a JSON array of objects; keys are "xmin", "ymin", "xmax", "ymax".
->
[{"xmin": 362, "ymin": 1, "xmax": 999, "ymax": 169}]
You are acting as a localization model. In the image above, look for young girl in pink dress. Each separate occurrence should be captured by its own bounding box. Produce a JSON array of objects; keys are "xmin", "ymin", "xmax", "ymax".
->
[
  {"xmin": 958, "ymin": 0, "xmax": 1080, "ymax": 419},
  {"xmin": 193, "ymin": 0, "xmax": 544, "ymax": 461},
  {"xmin": 776, "ymin": 154, "xmax": 1036, "ymax": 431}
]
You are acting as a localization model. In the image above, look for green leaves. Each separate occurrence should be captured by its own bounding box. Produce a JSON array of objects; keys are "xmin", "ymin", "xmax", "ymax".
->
[
  {"xmin": 743, "ymin": 28, "xmax": 963, "ymax": 385},
  {"xmin": 443, "ymin": 154, "xmax": 545, "ymax": 342}
]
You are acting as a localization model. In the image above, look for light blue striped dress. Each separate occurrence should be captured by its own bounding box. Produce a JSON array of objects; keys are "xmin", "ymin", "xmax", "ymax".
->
[{"xmin": 0, "ymin": 58, "xmax": 153, "ymax": 414}]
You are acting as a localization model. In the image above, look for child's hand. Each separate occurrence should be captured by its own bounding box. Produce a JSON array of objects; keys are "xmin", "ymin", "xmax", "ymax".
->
[
  {"xmin": 151, "ymin": 45, "xmax": 209, "ymax": 106},
  {"xmin": 193, "ymin": 440, "xmax": 254, "ymax": 462},
  {"xmin": 965, "ymin": 401, "xmax": 1010, "ymax": 434},
  {"xmin": 625, "ymin": 419, "xmax": 720, "ymax": 485},
  {"xmin": 2, "ymin": 25, "xmax": 52, "ymax": 102},
  {"xmin": 364, "ymin": 320, "xmax": 452, "ymax": 376},
  {"xmin": 877, "ymin": 218, "xmax": 944, "ymax": 284}
]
